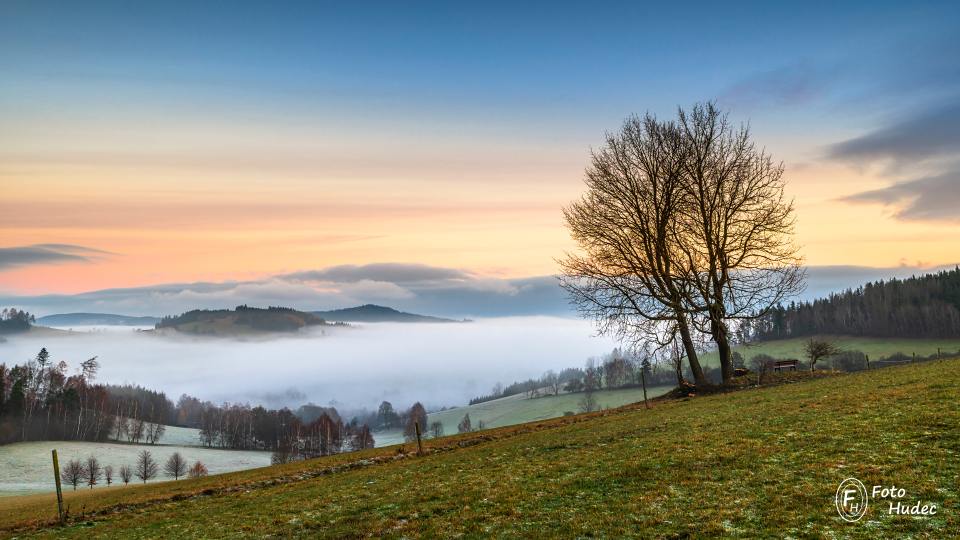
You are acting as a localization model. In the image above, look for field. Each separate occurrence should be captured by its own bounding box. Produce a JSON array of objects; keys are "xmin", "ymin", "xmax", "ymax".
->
[
  {"xmin": 0, "ymin": 358, "xmax": 956, "ymax": 538},
  {"xmin": 0, "ymin": 441, "xmax": 270, "ymax": 497},
  {"xmin": 700, "ymin": 335, "xmax": 960, "ymax": 367},
  {"xmin": 375, "ymin": 385, "xmax": 673, "ymax": 446}
]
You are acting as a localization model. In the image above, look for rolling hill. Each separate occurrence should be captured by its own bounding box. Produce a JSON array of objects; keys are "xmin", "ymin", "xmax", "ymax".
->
[
  {"xmin": 3, "ymin": 358, "xmax": 956, "ymax": 537},
  {"xmin": 312, "ymin": 304, "xmax": 460, "ymax": 323},
  {"xmin": 373, "ymin": 385, "xmax": 674, "ymax": 446},
  {"xmin": 154, "ymin": 305, "xmax": 338, "ymax": 336}
]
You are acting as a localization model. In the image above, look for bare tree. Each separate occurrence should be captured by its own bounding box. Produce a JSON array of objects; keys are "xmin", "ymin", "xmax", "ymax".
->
[
  {"xmin": 119, "ymin": 465, "xmax": 132, "ymax": 485},
  {"xmin": 135, "ymin": 450, "xmax": 158, "ymax": 484},
  {"xmin": 163, "ymin": 452, "xmax": 188, "ymax": 480},
  {"xmin": 560, "ymin": 113, "xmax": 710, "ymax": 385},
  {"xmin": 675, "ymin": 103, "xmax": 804, "ymax": 384},
  {"xmin": 578, "ymin": 389, "xmax": 598, "ymax": 413},
  {"xmin": 348, "ymin": 425, "xmax": 375, "ymax": 450},
  {"xmin": 543, "ymin": 370, "xmax": 561, "ymax": 396},
  {"xmin": 804, "ymin": 338, "xmax": 841, "ymax": 371},
  {"xmin": 403, "ymin": 403, "xmax": 428, "ymax": 443},
  {"xmin": 61, "ymin": 459, "xmax": 86, "ymax": 491},
  {"xmin": 188, "ymin": 461, "xmax": 209, "ymax": 479},
  {"xmin": 429, "ymin": 421, "xmax": 444, "ymax": 438},
  {"xmin": 85, "ymin": 455, "xmax": 102, "ymax": 489},
  {"xmin": 457, "ymin": 414, "xmax": 472, "ymax": 434},
  {"xmin": 103, "ymin": 465, "xmax": 114, "ymax": 486}
]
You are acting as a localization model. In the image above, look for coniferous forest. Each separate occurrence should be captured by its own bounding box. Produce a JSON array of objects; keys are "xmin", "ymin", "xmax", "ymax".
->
[{"xmin": 741, "ymin": 268, "xmax": 960, "ymax": 341}]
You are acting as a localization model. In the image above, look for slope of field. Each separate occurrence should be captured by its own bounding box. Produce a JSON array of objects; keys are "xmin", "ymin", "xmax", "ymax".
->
[
  {"xmin": 0, "ymin": 441, "xmax": 270, "ymax": 496},
  {"xmin": 375, "ymin": 385, "xmax": 673, "ymax": 446},
  {"xmin": 705, "ymin": 335, "xmax": 960, "ymax": 367},
  {"xmin": 4, "ymin": 359, "xmax": 958, "ymax": 538}
]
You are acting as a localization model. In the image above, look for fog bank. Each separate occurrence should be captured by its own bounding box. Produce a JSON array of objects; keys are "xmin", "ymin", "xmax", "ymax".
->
[{"xmin": 0, "ymin": 317, "xmax": 618, "ymax": 411}]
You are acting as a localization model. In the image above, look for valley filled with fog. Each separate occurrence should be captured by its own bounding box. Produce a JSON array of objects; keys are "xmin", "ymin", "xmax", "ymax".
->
[{"xmin": 0, "ymin": 317, "xmax": 618, "ymax": 412}]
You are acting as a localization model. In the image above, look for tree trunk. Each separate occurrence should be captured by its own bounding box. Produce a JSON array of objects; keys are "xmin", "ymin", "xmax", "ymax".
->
[
  {"xmin": 676, "ymin": 315, "xmax": 708, "ymax": 386},
  {"xmin": 711, "ymin": 314, "xmax": 734, "ymax": 385}
]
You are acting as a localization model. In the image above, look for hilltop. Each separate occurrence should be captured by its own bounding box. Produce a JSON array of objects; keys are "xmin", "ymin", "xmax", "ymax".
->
[
  {"xmin": 312, "ymin": 304, "xmax": 460, "ymax": 323},
  {"xmin": 154, "ymin": 305, "xmax": 338, "ymax": 336},
  {"xmin": 3, "ymin": 358, "xmax": 956, "ymax": 537}
]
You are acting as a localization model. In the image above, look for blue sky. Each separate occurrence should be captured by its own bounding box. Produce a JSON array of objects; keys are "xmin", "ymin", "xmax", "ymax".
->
[
  {"xmin": 1, "ymin": 1, "xmax": 959, "ymax": 314},
  {"xmin": 4, "ymin": 1, "xmax": 955, "ymax": 135}
]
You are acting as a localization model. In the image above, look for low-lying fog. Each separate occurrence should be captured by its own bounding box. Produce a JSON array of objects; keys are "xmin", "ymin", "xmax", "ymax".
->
[{"xmin": 0, "ymin": 317, "xmax": 618, "ymax": 412}]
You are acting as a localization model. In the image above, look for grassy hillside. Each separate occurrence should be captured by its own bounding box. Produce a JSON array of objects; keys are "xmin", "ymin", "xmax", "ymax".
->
[
  {"xmin": 700, "ymin": 335, "xmax": 960, "ymax": 367},
  {"xmin": 0, "ymin": 441, "xmax": 270, "ymax": 496},
  {"xmin": 4, "ymin": 359, "xmax": 958, "ymax": 538},
  {"xmin": 375, "ymin": 385, "xmax": 673, "ymax": 446}
]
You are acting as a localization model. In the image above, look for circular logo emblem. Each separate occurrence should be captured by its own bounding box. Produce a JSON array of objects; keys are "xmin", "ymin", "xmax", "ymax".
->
[{"xmin": 836, "ymin": 478, "xmax": 869, "ymax": 522}]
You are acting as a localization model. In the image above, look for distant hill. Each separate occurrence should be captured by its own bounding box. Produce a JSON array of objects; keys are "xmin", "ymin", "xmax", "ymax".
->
[
  {"xmin": 155, "ymin": 305, "xmax": 337, "ymax": 336},
  {"xmin": 37, "ymin": 312, "xmax": 161, "ymax": 327},
  {"xmin": 312, "ymin": 304, "xmax": 459, "ymax": 323}
]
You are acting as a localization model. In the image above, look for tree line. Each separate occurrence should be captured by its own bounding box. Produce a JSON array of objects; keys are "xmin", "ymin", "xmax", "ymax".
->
[
  {"xmin": 1, "ymin": 349, "xmax": 115, "ymax": 444},
  {"xmin": 740, "ymin": 268, "xmax": 960, "ymax": 341},
  {"xmin": 1, "ymin": 348, "xmax": 178, "ymax": 445},
  {"xmin": 1, "ymin": 348, "xmax": 378, "ymax": 459},
  {"xmin": 0, "ymin": 308, "xmax": 35, "ymax": 334},
  {"xmin": 172, "ymin": 394, "xmax": 376, "ymax": 463}
]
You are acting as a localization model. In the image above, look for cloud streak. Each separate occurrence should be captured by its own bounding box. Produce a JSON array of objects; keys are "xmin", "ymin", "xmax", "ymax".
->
[
  {"xmin": 719, "ymin": 62, "xmax": 833, "ymax": 110},
  {"xmin": 3, "ymin": 262, "xmax": 958, "ymax": 321},
  {"xmin": 831, "ymin": 100, "xmax": 960, "ymax": 222},
  {"xmin": 0, "ymin": 244, "xmax": 111, "ymax": 270}
]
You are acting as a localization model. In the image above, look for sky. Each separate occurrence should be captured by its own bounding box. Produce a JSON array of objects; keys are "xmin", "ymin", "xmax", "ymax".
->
[{"xmin": 2, "ymin": 1, "xmax": 960, "ymax": 316}]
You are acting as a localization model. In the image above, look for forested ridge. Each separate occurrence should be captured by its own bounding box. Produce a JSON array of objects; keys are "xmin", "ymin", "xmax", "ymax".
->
[{"xmin": 742, "ymin": 267, "xmax": 960, "ymax": 341}]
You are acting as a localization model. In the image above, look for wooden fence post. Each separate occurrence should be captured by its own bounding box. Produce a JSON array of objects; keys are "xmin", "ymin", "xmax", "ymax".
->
[
  {"xmin": 640, "ymin": 369, "xmax": 649, "ymax": 409},
  {"xmin": 414, "ymin": 421, "xmax": 423, "ymax": 456},
  {"xmin": 52, "ymin": 449, "xmax": 64, "ymax": 524}
]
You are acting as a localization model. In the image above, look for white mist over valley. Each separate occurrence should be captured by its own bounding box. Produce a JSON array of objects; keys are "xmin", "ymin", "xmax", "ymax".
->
[{"xmin": 0, "ymin": 317, "xmax": 618, "ymax": 412}]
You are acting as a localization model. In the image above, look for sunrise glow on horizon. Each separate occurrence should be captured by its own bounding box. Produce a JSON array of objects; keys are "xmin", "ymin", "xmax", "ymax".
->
[{"xmin": 3, "ymin": 2, "xmax": 959, "ymax": 297}]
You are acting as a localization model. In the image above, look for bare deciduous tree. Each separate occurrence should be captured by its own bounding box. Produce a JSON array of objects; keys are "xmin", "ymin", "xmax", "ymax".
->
[
  {"xmin": 188, "ymin": 461, "xmax": 209, "ymax": 479},
  {"xmin": 804, "ymin": 338, "xmax": 841, "ymax": 371},
  {"xmin": 119, "ymin": 464, "xmax": 132, "ymax": 485},
  {"xmin": 164, "ymin": 452, "xmax": 187, "ymax": 480},
  {"xmin": 674, "ymin": 103, "xmax": 804, "ymax": 384},
  {"xmin": 457, "ymin": 413, "xmax": 472, "ymax": 433},
  {"xmin": 61, "ymin": 459, "xmax": 86, "ymax": 491},
  {"xmin": 403, "ymin": 402, "xmax": 428, "ymax": 443},
  {"xmin": 429, "ymin": 421, "xmax": 444, "ymax": 438},
  {"xmin": 560, "ymin": 113, "xmax": 709, "ymax": 385},
  {"xmin": 135, "ymin": 450, "xmax": 158, "ymax": 484},
  {"xmin": 543, "ymin": 370, "xmax": 561, "ymax": 396},
  {"xmin": 103, "ymin": 464, "xmax": 114, "ymax": 486},
  {"xmin": 562, "ymin": 104, "xmax": 804, "ymax": 386},
  {"xmin": 85, "ymin": 455, "xmax": 102, "ymax": 489}
]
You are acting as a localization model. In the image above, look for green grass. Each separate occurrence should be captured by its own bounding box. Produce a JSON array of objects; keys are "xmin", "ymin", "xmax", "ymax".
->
[
  {"xmin": 5, "ymin": 359, "xmax": 958, "ymax": 538},
  {"xmin": 375, "ymin": 385, "xmax": 673, "ymax": 446},
  {"xmin": 700, "ymin": 335, "xmax": 960, "ymax": 367}
]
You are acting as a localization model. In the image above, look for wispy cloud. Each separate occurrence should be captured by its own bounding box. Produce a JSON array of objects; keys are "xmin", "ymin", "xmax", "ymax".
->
[
  {"xmin": 832, "ymin": 99, "xmax": 960, "ymax": 222},
  {"xmin": 0, "ymin": 244, "xmax": 112, "ymax": 270},
  {"xmin": 719, "ymin": 62, "xmax": 836, "ymax": 110},
  {"xmin": 4, "ymin": 262, "xmax": 957, "ymax": 320}
]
